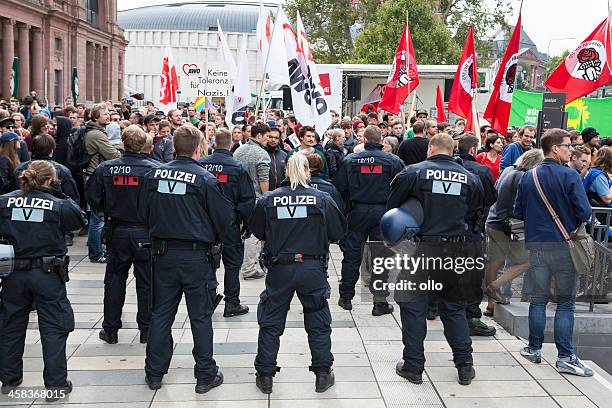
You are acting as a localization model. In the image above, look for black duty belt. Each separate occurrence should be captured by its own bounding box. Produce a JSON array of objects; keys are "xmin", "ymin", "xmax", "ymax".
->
[
  {"xmin": 415, "ymin": 236, "xmax": 466, "ymax": 243},
  {"xmin": 14, "ymin": 258, "xmax": 44, "ymax": 271},
  {"xmin": 112, "ymin": 221, "xmax": 147, "ymax": 228},
  {"xmin": 156, "ymin": 240, "xmax": 210, "ymax": 251},
  {"xmin": 268, "ymin": 253, "xmax": 327, "ymax": 265}
]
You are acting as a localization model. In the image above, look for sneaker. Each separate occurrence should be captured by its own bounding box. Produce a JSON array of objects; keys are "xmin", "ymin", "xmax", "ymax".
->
[
  {"xmin": 195, "ymin": 371, "xmax": 224, "ymax": 393},
  {"xmin": 556, "ymin": 356, "xmax": 594, "ymax": 377},
  {"xmin": 223, "ymin": 303, "xmax": 249, "ymax": 317},
  {"xmin": 338, "ymin": 297, "xmax": 352, "ymax": 311},
  {"xmin": 372, "ymin": 302, "xmax": 394, "ymax": 316},
  {"xmin": 243, "ymin": 270, "xmax": 265, "ymax": 280},
  {"xmin": 468, "ymin": 318, "xmax": 496, "ymax": 336},
  {"xmin": 99, "ymin": 329, "xmax": 118, "ymax": 344},
  {"xmin": 1, "ymin": 378, "xmax": 23, "ymax": 395},
  {"xmin": 457, "ymin": 365, "xmax": 476, "ymax": 385},
  {"xmin": 90, "ymin": 255, "xmax": 107, "ymax": 264},
  {"xmin": 45, "ymin": 380, "xmax": 72, "ymax": 402},
  {"xmin": 520, "ymin": 347, "xmax": 542, "ymax": 364},
  {"xmin": 395, "ymin": 361, "xmax": 423, "ymax": 384},
  {"xmin": 145, "ymin": 375, "xmax": 162, "ymax": 390},
  {"xmin": 255, "ymin": 374, "xmax": 273, "ymax": 394}
]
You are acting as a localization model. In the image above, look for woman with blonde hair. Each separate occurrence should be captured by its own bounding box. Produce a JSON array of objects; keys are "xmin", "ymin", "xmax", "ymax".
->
[
  {"xmin": 0, "ymin": 160, "xmax": 85, "ymax": 402},
  {"xmin": 249, "ymin": 153, "xmax": 347, "ymax": 395}
]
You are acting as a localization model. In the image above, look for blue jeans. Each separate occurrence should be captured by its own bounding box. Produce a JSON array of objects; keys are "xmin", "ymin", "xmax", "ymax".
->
[
  {"xmin": 87, "ymin": 213, "xmax": 105, "ymax": 260},
  {"xmin": 526, "ymin": 248, "xmax": 578, "ymax": 358}
]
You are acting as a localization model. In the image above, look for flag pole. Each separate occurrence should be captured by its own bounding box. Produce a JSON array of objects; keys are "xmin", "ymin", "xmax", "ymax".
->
[
  {"xmin": 401, "ymin": 12, "xmax": 410, "ymax": 130},
  {"xmin": 255, "ymin": 6, "xmax": 280, "ymax": 117}
]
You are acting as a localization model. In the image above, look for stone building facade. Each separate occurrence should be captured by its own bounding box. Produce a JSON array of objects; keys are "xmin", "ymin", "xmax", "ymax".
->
[{"xmin": 0, "ymin": 0, "xmax": 127, "ymax": 105}]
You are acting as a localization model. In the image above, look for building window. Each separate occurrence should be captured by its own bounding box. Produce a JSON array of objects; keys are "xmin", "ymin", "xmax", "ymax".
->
[
  {"xmin": 54, "ymin": 69, "xmax": 62, "ymax": 106},
  {"xmin": 55, "ymin": 37, "xmax": 62, "ymax": 51},
  {"xmin": 86, "ymin": 0, "xmax": 99, "ymax": 26}
]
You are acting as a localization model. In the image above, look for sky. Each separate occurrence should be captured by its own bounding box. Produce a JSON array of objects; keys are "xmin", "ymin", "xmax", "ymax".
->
[{"xmin": 117, "ymin": 0, "xmax": 610, "ymax": 57}]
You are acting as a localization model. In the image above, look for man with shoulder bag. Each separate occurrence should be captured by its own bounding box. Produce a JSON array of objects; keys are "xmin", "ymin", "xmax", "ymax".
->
[{"xmin": 514, "ymin": 129, "xmax": 594, "ymax": 376}]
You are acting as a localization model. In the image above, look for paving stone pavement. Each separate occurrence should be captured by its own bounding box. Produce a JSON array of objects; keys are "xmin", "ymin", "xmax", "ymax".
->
[{"xmin": 2, "ymin": 237, "xmax": 611, "ymax": 407}]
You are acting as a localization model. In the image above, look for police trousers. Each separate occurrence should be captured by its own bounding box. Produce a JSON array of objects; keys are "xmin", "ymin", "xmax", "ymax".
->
[
  {"xmin": 339, "ymin": 203, "xmax": 389, "ymax": 301},
  {"xmin": 220, "ymin": 221, "xmax": 243, "ymax": 304},
  {"xmin": 255, "ymin": 260, "xmax": 333, "ymax": 375},
  {"xmin": 0, "ymin": 268, "xmax": 74, "ymax": 387},
  {"xmin": 145, "ymin": 248, "xmax": 219, "ymax": 383},
  {"xmin": 103, "ymin": 225, "xmax": 151, "ymax": 333},
  {"xmin": 399, "ymin": 299, "xmax": 473, "ymax": 373}
]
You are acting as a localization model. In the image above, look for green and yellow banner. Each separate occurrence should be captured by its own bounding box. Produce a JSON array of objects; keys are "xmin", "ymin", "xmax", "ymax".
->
[{"xmin": 509, "ymin": 90, "xmax": 612, "ymax": 136}]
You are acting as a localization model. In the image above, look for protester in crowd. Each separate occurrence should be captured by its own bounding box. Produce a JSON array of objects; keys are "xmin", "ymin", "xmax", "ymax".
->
[
  {"xmin": 582, "ymin": 146, "xmax": 612, "ymax": 207},
  {"xmin": 234, "ymin": 122, "xmax": 271, "ymax": 280},
  {"xmin": 167, "ymin": 109, "xmax": 183, "ymax": 135},
  {"xmin": 504, "ymin": 129, "xmax": 519, "ymax": 146},
  {"xmin": 437, "ymin": 122, "xmax": 451, "ymax": 133},
  {"xmin": 382, "ymin": 136, "xmax": 399, "ymax": 155},
  {"xmin": 389, "ymin": 119, "xmax": 406, "ymax": 143},
  {"xmin": 397, "ymin": 120, "xmax": 427, "ymax": 166},
  {"xmin": 106, "ymin": 122, "xmax": 124, "ymax": 151},
  {"xmin": 581, "ymin": 127, "xmax": 600, "ymax": 151},
  {"xmin": 476, "ymin": 134, "xmax": 504, "ymax": 183},
  {"xmin": 568, "ymin": 146, "xmax": 591, "ymax": 176},
  {"xmin": 484, "ymin": 149, "xmax": 543, "ymax": 314},
  {"xmin": 454, "ymin": 119, "xmax": 466, "ymax": 135},
  {"xmin": 152, "ymin": 120, "xmax": 173, "ymax": 163},
  {"xmin": 0, "ymin": 132, "xmax": 21, "ymax": 192},
  {"xmin": 500, "ymin": 126, "xmax": 535, "ymax": 171},
  {"xmin": 515, "ymin": 128, "xmax": 593, "ymax": 377},
  {"xmin": 144, "ymin": 114, "xmax": 159, "ymax": 136},
  {"xmin": 378, "ymin": 122, "xmax": 389, "ymax": 138},
  {"xmin": 325, "ymin": 128, "xmax": 345, "ymax": 178},
  {"xmin": 68, "ymin": 110, "xmax": 81, "ymax": 129},
  {"xmin": 84, "ymin": 103, "xmax": 121, "ymax": 263},
  {"xmin": 19, "ymin": 96, "xmax": 34, "ymax": 127},
  {"xmin": 424, "ymin": 120, "xmax": 439, "ymax": 139},
  {"xmin": 232, "ymin": 124, "xmax": 252, "ymax": 153},
  {"xmin": 286, "ymin": 126, "xmax": 330, "ymax": 179},
  {"xmin": 340, "ymin": 119, "xmax": 356, "ymax": 155},
  {"xmin": 205, "ymin": 123, "xmax": 216, "ymax": 142},
  {"xmin": 266, "ymin": 127, "xmax": 287, "ymax": 191},
  {"xmin": 52, "ymin": 116, "xmax": 72, "ymax": 168},
  {"xmin": 11, "ymin": 113, "xmax": 31, "ymax": 152},
  {"xmin": 232, "ymin": 125, "xmax": 243, "ymax": 146},
  {"xmin": 569, "ymin": 130, "xmax": 583, "ymax": 146},
  {"xmin": 188, "ymin": 106, "xmax": 201, "ymax": 126}
]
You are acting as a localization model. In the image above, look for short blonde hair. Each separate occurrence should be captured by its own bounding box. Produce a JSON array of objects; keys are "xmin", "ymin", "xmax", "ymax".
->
[
  {"xmin": 429, "ymin": 133, "xmax": 454, "ymax": 154},
  {"xmin": 90, "ymin": 103, "xmax": 107, "ymax": 121},
  {"xmin": 122, "ymin": 125, "xmax": 147, "ymax": 153},
  {"xmin": 286, "ymin": 153, "xmax": 310, "ymax": 190}
]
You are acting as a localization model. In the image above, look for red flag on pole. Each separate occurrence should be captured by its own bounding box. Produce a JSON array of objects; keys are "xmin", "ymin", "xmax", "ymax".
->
[
  {"xmin": 378, "ymin": 24, "xmax": 419, "ymax": 114},
  {"xmin": 436, "ymin": 85, "xmax": 447, "ymax": 123},
  {"xmin": 484, "ymin": 11, "xmax": 522, "ymax": 134},
  {"xmin": 448, "ymin": 25, "xmax": 478, "ymax": 122},
  {"xmin": 545, "ymin": 18, "xmax": 612, "ymax": 103},
  {"xmin": 159, "ymin": 45, "xmax": 178, "ymax": 113}
]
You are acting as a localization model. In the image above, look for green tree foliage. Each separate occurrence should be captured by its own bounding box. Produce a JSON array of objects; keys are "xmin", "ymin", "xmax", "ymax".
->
[
  {"xmin": 285, "ymin": 0, "xmax": 359, "ymax": 63},
  {"xmin": 546, "ymin": 50, "xmax": 570, "ymax": 75},
  {"xmin": 353, "ymin": 0, "xmax": 461, "ymax": 64}
]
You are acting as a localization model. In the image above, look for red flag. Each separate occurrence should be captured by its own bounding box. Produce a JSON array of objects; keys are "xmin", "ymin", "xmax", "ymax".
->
[
  {"xmin": 449, "ymin": 25, "xmax": 478, "ymax": 121},
  {"xmin": 379, "ymin": 24, "xmax": 420, "ymax": 114},
  {"xmin": 436, "ymin": 85, "xmax": 447, "ymax": 122},
  {"xmin": 159, "ymin": 46, "xmax": 179, "ymax": 112},
  {"xmin": 545, "ymin": 18, "xmax": 612, "ymax": 103},
  {"xmin": 484, "ymin": 11, "xmax": 522, "ymax": 134}
]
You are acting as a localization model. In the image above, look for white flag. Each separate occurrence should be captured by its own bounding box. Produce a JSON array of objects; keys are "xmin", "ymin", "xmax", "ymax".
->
[
  {"xmin": 257, "ymin": 5, "xmax": 290, "ymax": 88},
  {"xmin": 217, "ymin": 21, "xmax": 237, "ymax": 82},
  {"xmin": 226, "ymin": 36, "xmax": 252, "ymax": 128},
  {"xmin": 279, "ymin": 10, "xmax": 331, "ymax": 133}
]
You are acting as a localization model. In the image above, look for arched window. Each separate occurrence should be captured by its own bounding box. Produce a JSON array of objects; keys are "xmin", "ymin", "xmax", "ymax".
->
[{"xmin": 86, "ymin": 0, "xmax": 99, "ymax": 26}]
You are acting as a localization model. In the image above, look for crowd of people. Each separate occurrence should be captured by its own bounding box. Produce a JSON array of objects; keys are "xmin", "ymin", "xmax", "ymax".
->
[{"xmin": 0, "ymin": 93, "xmax": 606, "ymax": 400}]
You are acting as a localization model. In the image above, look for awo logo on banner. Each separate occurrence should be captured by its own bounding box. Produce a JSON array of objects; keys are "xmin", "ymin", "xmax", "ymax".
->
[{"xmin": 182, "ymin": 63, "xmax": 202, "ymax": 76}]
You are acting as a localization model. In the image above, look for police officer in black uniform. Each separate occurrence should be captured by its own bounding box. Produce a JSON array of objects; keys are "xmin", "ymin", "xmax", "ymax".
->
[
  {"xmin": 199, "ymin": 128, "xmax": 255, "ymax": 317},
  {"xmin": 456, "ymin": 135, "xmax": 498, "ymax": 336},
  {"xmin": 86, "ymin": 125, "xmax": 160, "ymax": 344},
  {"xmin": 387, "ymin": 133, "xmax": 483, "ymax": 386},
  {"xmin": 333, "ymin": 125, "xmax": 404, "ymax": 315},
  {"xmin": 250, "ymin": 153, "xmax": 347, "ymax": 394},
  {"xmin": 307, "ymin": 154, "xmax": 344, "ymax": 212},
  {"xmin": 0, "ymin": 161, "xmax": 86, "ymax": 402},
  {"xmin": 139, "ymin": 125, "xmax": 234, "ymax": 393}
]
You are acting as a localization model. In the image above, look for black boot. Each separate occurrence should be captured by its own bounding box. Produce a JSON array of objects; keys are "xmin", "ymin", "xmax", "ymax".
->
[
  {"xmin": 145, "ymin": 375, "xmax": 162, "ymax": 390},
  {"xmin": 139, "ymin": 330, "xmax": 148, "ymax": 344},
  {"xmin": 395, "ymin": 361, "xmax": 423, "ymax": 384},
  {"xmin": 315, "ymin": 370, "xmax": 335, "ymax": 393},
  {"xmin": 99, "ymin": 329, "xmax": 118, "ymax": 344},
  {"xmin": 468, "ymin": 318, "xmax": 496, "ymax": 336},
  {"xmin": 256, "ymin": 374, "xmax": 273, "ymax": 394},
  {"xmin": 338, "ymin": 298, "xmax": 352, "ymax": 310},
  {"xmin": 45, "ymin": 380, "xmax": 72, "ymax": 402},
  {"xmin": 372, "ymin": 302, "xmax": 394, "ymax": 316},
  {"xmin": 195, "ymin": 371, "xmax": 224, "ymax": 394},
  {"xmin": 223, "ymin": 303, "xmax": 249, "ymax": 317},
  {"xmin": 1, "ymin": 378, "xmax": 23, "ymax": 395},
  {"xmin": 457, "ymin": 365, "xmax": 476, "ymax": 385}
]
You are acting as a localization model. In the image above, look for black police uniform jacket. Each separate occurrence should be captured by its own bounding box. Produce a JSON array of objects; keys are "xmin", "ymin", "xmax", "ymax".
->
[
  {"xmin": 0, "ymin": 187, "xmax": 86, "ymax": 258},
  {"xmin": 86, "ymin": 152, "xmax": 160, "ymax": 225},
  {"xmin": 137, "ymin": 156, "xmax": 235, "ymax": 244},
  {"xmin": 249, "ymin": 182, "xmax": 347, "ymax": 257},
  {"xmin": 199, "ymin": 149, "xmax": 256, "ymax": 223},
  {"xmin": 15, "ymin": 156, "xmax": 80, "ymax": 202},
  {"xmin": 332, "ymin": 143, "xmax": 405, "ymax": 208},
  {"xmin": 310, "ymin": 175, "xmax": 344, "ymax": 213}
]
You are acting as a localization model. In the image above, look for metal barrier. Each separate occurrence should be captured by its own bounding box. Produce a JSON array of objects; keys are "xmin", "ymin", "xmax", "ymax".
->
[{"xmin": 578, "ymin": 207, "xmax": 612, "ymax": 310}]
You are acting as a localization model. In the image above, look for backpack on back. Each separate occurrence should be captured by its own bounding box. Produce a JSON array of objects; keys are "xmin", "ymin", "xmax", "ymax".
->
[{"xmin": 66, "ymin": 126, "xmax": 91, "ymax": 172}]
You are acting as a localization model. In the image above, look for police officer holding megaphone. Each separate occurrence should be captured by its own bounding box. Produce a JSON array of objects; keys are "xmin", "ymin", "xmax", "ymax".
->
[{"xmin": 382, "ymin": 133, "xmax": 484, "ymax": 386}]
